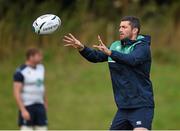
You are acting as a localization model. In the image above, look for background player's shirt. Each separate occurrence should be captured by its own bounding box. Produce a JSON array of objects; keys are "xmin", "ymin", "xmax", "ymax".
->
[{"xmin": 13, "ymin": 64, "xmax": 45, "ymax": 106}]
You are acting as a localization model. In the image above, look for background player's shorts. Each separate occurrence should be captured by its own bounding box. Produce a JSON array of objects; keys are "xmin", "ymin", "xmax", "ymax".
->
[
  {"xmin": 110, "ymin": 107, "xmax": 154, "ymax": 130},
  {"xmin": 18, "ymin": 103, "xmax": 48, "ymax": 126}
]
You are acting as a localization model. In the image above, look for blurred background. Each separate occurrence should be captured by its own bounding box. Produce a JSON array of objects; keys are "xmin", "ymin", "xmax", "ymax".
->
[{"xmin": 0, "ymin": 0, "xmax": 180, "ymax": 129}]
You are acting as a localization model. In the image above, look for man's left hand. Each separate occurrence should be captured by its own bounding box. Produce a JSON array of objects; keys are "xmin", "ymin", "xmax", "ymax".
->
[{"xmin": 93, "ymin": 35, "xmax": 112, "ymax": 56}]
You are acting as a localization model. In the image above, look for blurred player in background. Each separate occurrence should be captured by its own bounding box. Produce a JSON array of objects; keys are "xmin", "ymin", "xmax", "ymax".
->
[
  {"xmin": 63, "ymin": 16, "xmax": 154, "ymax": 130},
  {"xmin": 13, "ymin": 48, "xmax": 48, "ymax": 131}
]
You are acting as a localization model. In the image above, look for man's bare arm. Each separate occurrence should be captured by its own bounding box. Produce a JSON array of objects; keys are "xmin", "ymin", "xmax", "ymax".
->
[{"xmin": 13, "ymin": 82, "xmax": 31, "ymax": 120}]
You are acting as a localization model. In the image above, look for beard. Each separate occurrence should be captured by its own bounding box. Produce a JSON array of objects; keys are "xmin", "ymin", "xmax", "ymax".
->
[{"xmin": 119, "ymin": 33, "xmax": 133, "ymax": 40}]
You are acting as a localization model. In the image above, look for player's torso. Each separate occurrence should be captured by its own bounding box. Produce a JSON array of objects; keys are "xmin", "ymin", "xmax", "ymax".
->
[
  {"xmin": 107, "ymin": 39, "xmax": 154, "ymax": 108},
  {"xmin": 21, "ymin": 64, "xmax": 45, "ymax": 105}
]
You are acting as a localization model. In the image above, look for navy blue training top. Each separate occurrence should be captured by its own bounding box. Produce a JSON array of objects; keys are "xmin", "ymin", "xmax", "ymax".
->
[{"xmin": 79, "ymin": 35, "xmax": 155, "ymax": 109}]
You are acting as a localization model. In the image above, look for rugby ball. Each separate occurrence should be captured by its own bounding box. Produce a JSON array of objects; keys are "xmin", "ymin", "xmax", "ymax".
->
[{"xmin": 32, "ymin": 14, "xmax": 61, "ymax": 35}]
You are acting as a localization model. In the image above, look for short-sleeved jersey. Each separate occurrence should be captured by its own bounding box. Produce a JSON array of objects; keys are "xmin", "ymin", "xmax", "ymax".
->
[{"xmin": 13, "ymin": 64, "xmax": 45, "ymax": 106}]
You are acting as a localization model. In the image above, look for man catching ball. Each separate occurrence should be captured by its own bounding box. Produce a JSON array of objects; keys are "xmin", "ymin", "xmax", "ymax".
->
[{"xmin": 63, "ymin": 16, "xmax": 154, "ymax": 130}]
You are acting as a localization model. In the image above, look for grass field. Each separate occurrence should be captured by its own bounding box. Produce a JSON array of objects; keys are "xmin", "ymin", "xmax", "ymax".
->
[{"xmin": 0, "ymin": 48, "xmax": 180, "ymax": 129}]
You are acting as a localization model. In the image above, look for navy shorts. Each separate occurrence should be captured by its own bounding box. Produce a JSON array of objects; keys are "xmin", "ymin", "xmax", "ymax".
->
[
  {"xmin": 18, "ymin": 103, "xmax": 48, "ymax": 126},
  {"xmin": 110, "ymin": 107, "xmax": 154, "ymax": 130}
]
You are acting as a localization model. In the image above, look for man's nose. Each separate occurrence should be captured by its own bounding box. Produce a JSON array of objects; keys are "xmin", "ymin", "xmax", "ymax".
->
[{"xmin": 119, "ymin": 28, "xmax": 122, "ymax": 33}]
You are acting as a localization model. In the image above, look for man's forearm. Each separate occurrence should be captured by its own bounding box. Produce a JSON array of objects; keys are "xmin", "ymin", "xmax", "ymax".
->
[
  {"xmin": 13, "ymin": 84, "xmax": 26, "ymax": 112},
  {"xmin": 79, "ymin": 46, "xmax": 108, "ymax": 63},
  {"xmin": 14, "ymin": 92, "xmax": 26, "ymax": 112}
]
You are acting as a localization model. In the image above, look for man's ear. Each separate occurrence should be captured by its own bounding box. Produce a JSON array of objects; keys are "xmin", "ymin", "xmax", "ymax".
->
[{"xmin": 132, "ymin": 28, "xmax": 138, "ymax": 35}]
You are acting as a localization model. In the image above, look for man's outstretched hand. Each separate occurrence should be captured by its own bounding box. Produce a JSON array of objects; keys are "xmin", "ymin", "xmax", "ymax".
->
[
  {"xmin": 93, "ymin": 35, "xmax": 112, "ymax": 56},
  {"xmin": 63, "ymin": 34, "xmax": 111, "ymax": 55},
  {"xmin": 63, "ymin": 33, "xmax": 84, "ymax": 51}
]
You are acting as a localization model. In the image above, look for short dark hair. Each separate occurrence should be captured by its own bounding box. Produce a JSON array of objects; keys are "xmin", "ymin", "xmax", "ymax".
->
[
  {"xmin": 121, "ymin": 16, "xmax": 141, "ymax": 34},
  {"xmin": 26, "ymin": 48, "xmax": 41, "ymax": 60}
]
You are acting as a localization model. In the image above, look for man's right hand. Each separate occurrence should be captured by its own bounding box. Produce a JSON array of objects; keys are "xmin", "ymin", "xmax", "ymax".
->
[
  {"xmin": 21, "ymin": 109, "xmax": 31, "ymax": 121},
  {"xmin": 63, "ymin": 33, "xmax": 84, "ymax": 51}
]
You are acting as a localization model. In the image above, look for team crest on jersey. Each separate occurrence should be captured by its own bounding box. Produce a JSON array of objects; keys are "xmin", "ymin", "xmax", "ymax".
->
[{"xmin": 36, "ymin": 79, "xmax": 44, "ymax": 87}]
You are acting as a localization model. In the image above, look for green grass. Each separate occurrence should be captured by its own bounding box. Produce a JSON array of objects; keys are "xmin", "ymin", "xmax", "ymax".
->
[
  {"xmin": 0, "ymin": 49, "xmax": 180, "ymax": 129},
  {"xmin": 152, "ymin": 62, "xmax": 180, "ymax": 129}
]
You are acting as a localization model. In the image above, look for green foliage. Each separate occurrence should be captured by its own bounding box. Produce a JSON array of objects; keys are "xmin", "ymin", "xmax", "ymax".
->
[{"xmin": 0, "ymin": 0, "xmax": 180, "ymax": 63}]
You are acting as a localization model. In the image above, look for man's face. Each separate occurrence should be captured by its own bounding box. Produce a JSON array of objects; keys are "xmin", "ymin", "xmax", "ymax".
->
[
  {"xmin": 119, "ymin": 21, "xmax": 134, "ymax": 40},
  {"xmin": 30, "ymin": 52, "xmax": 43, "ymax": 65}
]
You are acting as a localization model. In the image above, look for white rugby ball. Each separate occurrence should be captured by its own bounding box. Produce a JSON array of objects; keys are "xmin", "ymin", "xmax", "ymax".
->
[{"xmin": 32, "ymin": 14, "xmax": 61, "ymax": 35}]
